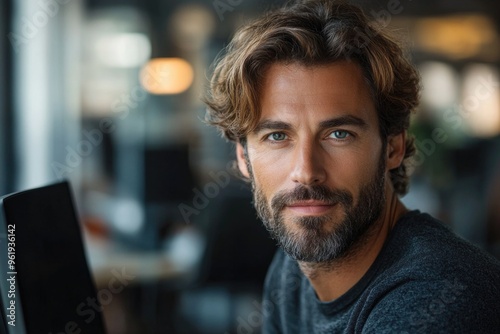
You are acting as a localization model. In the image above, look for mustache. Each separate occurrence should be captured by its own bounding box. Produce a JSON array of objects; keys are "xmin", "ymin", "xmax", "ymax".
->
[{"xmin": 271, "ymin": 184, "xmax": 353, "ymax": 211}]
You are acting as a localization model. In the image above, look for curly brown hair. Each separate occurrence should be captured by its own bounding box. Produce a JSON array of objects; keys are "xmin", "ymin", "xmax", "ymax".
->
[{"xmin": 204, "ymin": 0, "xmax": 420, "ymax": 195}]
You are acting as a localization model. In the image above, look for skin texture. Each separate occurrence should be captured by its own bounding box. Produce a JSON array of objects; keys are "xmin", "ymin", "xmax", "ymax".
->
[{"xmin": 236, "ymin": 61, "xmax": 408, "ymax": 301}]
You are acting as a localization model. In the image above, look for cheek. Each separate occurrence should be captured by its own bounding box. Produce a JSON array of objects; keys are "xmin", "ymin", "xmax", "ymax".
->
[
  {"xmin": 248, "ymin": 147, "xmax": 289, "ymax": 196},
  {"xmin": 324, "ymin": 143, "xmax": 382, "ymax": 191}
]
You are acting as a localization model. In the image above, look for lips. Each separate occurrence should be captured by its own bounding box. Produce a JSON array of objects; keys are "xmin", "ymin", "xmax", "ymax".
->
[{"xmin": 286, "ymin": 200, "xmax": 337, "ymax": 215}]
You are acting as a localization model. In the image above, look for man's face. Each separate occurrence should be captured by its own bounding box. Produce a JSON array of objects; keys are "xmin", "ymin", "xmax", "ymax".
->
[{"xmin": 237, "ymin": 61, "xmax": 394, "ymax": 263}]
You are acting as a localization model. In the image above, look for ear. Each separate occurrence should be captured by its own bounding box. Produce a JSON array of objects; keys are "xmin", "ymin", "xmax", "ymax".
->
[
  {"xmin": 386, "ymin": 132, "xmax": 406, "ymax": 171},
  {"xmin": 236, "ymin": 142, "xmax": 250, "ymax": 178}
]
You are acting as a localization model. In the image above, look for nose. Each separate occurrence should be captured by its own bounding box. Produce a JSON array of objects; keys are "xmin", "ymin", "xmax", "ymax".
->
[{"xmin": 290, "ymin": 139, "xmax": 327, "ymax": 186}]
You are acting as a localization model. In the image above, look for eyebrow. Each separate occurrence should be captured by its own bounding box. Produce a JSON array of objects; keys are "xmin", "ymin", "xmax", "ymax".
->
[
  {"xmin": 318, "ymin": 115, "xmax": 368, "ymax": 130},
  {"xmin": 253, "ymin": 120, "xmax": 292, "ymax": 133},
  {"xmin": 252, "ymin": 115, "xmax": 368, "ymax": 134}
]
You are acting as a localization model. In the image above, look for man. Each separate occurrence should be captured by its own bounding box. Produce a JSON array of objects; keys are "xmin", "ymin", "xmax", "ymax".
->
[{"xmin": 204, "ymin": 0, "xmax": 500, "ymax": 332}]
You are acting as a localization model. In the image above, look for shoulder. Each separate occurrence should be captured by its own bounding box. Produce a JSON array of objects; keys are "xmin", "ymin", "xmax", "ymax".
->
[
  {"xmin": 382, "ymin": 211, "xmax": 500, "ymax": 280},
  {"xmin": 360, "ymin": 211, "xmax": 500, "ymax": 333},
  {"xmin": 362, "ymin": 277, "xmax": 500, "ymax": 333}
]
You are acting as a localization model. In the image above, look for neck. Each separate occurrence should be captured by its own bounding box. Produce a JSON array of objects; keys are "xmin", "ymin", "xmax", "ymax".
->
[{"xmin": 298, "ymin": 190, "xmax": 407, "ymax": 302}]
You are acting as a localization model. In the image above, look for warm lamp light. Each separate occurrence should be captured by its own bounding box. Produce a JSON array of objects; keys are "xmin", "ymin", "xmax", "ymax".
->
[
  {"xmin": 140, "ymin": 58, "xmax": 194, "ymax": 95},
  {"xmin": 415, "ymin": 15, "xmax": 496, "ymax": 59}
]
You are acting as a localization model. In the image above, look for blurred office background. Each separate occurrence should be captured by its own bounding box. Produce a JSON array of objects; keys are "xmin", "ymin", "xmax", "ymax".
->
[{"xmin": 0, "ymin": 0, "xmax": 499, "ymax": 333}]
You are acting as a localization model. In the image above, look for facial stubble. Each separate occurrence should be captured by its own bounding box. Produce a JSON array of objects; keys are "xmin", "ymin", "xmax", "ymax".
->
[{"xmin": 246, "ymin": 149, "xmax": 387, "ymax": 264}]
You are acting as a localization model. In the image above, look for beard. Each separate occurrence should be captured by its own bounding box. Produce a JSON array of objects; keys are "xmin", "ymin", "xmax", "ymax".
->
[{"xmin": 249, "ymin": 153, "xmax": 386, "ymax": 264}]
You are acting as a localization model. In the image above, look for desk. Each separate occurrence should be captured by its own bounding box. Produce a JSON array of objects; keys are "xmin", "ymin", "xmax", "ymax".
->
[{"xmin": 83, "ymin": 228, "xmax": 204, "ymax": 289}]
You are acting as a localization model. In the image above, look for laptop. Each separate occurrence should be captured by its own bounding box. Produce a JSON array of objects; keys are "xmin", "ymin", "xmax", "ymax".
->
[{"xmin": 0, "ymin": 181, "xmax": 106, "ymax": 334}]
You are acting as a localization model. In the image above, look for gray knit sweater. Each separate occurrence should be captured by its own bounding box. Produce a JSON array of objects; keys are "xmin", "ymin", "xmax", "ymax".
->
[{"xmin": 262, "ymin": 211, "xmax": 500, "ymax": 333}]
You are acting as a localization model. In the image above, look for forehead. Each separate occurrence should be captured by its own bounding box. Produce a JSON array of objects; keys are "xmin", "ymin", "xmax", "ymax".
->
[{"xmin": 257, "ymin": 61, "xmax": 377, "ymax": 127}]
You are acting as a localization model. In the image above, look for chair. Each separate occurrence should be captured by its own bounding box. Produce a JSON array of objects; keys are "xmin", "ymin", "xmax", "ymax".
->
[{"xmin": 176, "ymin": 179, "xmax": 277, "ymax": 333}]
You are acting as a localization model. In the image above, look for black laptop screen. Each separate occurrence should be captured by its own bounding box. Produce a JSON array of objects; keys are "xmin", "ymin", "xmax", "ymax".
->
[{"xmin": 1, "ymin": 182, "xmax": 105, "ymax": 334}]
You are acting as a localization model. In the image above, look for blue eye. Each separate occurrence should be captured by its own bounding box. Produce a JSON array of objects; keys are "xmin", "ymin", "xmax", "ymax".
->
[
  {"xmin": 330, "ymin": 130, "xmax": 350, "ymax": 139},
  {"xmin": 268, "ymin": 132, "xmax": 287, "ymax": 141}
]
